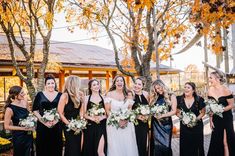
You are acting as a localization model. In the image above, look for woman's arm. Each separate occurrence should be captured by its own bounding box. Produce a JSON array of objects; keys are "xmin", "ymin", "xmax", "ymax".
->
[
  {"xmin": 57, "ymin": 93, "xmax": 70, "ymax": 125},
  {"xmin": 104, "ymin": 92, "xmax": 112, "ymax": 116},
  {"xmin": 197, "ymin": 108, "xmax": 205, "ymax": 120},
  {"xmin": 224, "ymin": 89, "xmax": 234, "ymax": 112},
  {"xmin": 159, "ymin": 95, "xmax": 177, "ymax": 119},
  {"xmin": 4, "ymin": 108, "xmax": 31, "ymax": 131},
  {"xmin": 79, "ymin": 92, "xmax": 85, "ymax": 118}
]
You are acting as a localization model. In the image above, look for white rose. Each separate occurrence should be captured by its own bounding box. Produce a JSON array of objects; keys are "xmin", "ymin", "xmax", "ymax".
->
[
  {"xmin": 46, "ymin": 114, "xmax": 55, "ymax": 121},
  {"xmin": 182, "ymin": 115, "xmax": 191, "ymax": 125}
]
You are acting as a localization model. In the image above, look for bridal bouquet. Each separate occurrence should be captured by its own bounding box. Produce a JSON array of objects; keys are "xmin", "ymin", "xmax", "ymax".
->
[
  {"xmin": 150, "ymin": 103, "xmax": 168, "ymax": 116},
  {"xmin": 67, "ymin": 118, "xmax": 87, "ymax": 135},
  {"xmin": 135, "ymin": 104, "xmax": 151, "ymax": 116},
  {"xmin": 180, "ymin": 110, "xmax": 197, "ymax": 128},
  {"xmin": 134, "ymin": 104, "xmax": 151, "ymax": 122},
  {"xmin": 41, "ymin": 108, "xmax": 60, "ymax": 122},
  {"xmin": 87, "ymin": 104, "xmax": 106, "ymax": 117},
  {"xmin": 205, "ymin": 99, "xmax": 224, "ymax": 118},
  {"xmin": 107, "ymin": 108, "xmax": 137, "ymax": 129},
  {"xmin": 19, "ymin": 113, "xmax": 37, "ymax": 128}
]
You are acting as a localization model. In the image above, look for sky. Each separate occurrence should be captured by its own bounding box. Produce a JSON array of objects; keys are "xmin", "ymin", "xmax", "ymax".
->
[{"xmin": 50, "ymin": 13, "xmax": 234, "ymax": 72}]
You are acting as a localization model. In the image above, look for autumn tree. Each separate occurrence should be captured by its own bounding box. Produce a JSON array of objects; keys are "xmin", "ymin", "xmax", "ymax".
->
[
  {"xmin": 0, "ymin": 0, "xmax": 63, "ymax": 100},
  {"xmin": 190, "ymin": 0, "xmax": 235, "ymax": 71},
  {"xmin": 66, "ymin": 0, "xmax": 191, "ymax": 90}
]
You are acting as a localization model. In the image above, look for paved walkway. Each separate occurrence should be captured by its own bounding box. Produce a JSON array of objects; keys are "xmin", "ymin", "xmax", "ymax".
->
[{"xmin": 171, "ymin": 113, "xmax": 235, "ymax": 156}]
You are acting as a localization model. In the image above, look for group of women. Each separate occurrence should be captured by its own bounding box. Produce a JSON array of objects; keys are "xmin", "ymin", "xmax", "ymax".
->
[{"xmin": 4, "ymin": 71, "xmax": 235, "ymax": 156}]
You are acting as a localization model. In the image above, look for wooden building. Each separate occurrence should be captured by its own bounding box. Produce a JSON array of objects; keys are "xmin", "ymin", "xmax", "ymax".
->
[{"xmin": 0, "ymin": 34, "xmax": 181, "ymax": 98}]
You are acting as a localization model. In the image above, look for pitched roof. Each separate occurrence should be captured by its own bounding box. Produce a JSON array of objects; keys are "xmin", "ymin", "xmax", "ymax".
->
[{"xmin": 0, "ymin": 34, "xmax": 181, "ymax": 73}]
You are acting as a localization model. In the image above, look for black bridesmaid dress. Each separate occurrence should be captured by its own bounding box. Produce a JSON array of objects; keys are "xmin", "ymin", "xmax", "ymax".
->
[
  {"xmin": 150, "ymin": 94, "xmax": 173, "ymax": 156},
  {"xmin": 177, "ymin": 95, "xmax": 205, "ymax": 156},
  {"xmin": 82, "ymin": 95, "xmax": 107, "ymax": 156},
  {"xmin": 132, "ymin": 93, "xmax": 149, "ymax": 156},
  {"xmin": 7, "ymin": 104, "xmax": 33, "ymax": 156},
  {"xmin": 63, "ymin": 93, "xmax": 82, "ymax": 156},
  {"xmin": 33, "ymin": 92, "xmax": 63, "ymax": 156},
  {"xmin": 207, "ymin": 94, "xmax": 235, "ymax": 156}
]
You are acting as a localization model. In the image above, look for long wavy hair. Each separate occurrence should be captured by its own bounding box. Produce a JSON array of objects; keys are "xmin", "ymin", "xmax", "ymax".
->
[
  {"xmin": 63, "ymin": 75, "xmax": 81, "ymax": 108},
  {"xmin": 88, "ymin": 79, "xmax": 101, "ymax": 95},
  {"xmin": 108, "ymin": 75, "xmax": 128, "ymax": 97},
  {"xmin": 150, "ymin": 79, "xmax": 171, "ymax": 105},
  {"xmin": 5, "ymin": 86, "xmax": 22, "ymax": 109}
]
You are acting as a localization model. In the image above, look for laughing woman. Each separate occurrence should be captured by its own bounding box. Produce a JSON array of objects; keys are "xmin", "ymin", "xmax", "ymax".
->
[
  {"xmin": 105, "ymin": 75, "xmax": 139, "ymax": 156},
  {"xmin": 176, "ymin": 82, "xmax": 205, "ymax": 156},
  {"xmin": 83, "ymin": 79, "xmax": 107, "ymax": 156}
]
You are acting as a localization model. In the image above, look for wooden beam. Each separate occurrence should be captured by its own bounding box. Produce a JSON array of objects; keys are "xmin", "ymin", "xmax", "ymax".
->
[
  {"xmin": 126, "ymin": 76, "xmax": 130, "ymax": 88},
  {"xmin": 106, "ymin": 71, "xmax": 110, "ymax": 92},
  {"xmin": 88, "ymin": 70, "xmax": 92, "ymax": 80},
  {"xmin": 19, "ymin": 78, "xmax": 24, "ymax": 87},
  {"xmin": 59, "ymin": 70, "xmax": 65, "ymax": 92},
  {"xmin": 111, "ymin": 71, "xmax": 117, "ymax": 79}
]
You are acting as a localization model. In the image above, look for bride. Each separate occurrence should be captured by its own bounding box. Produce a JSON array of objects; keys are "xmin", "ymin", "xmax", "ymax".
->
[{"xmin": 105, "ymin": 75, "xmax": 139, "ymax": 156}]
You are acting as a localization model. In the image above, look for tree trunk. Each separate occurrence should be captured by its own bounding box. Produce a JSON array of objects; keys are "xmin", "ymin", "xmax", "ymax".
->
[
  {"xmin": 25, "ymin": 79, "xmax": 36, "ymax": 101},
  {"xmin": 223, "ymin": 28, "xmax": 229, "ymax": 73}
]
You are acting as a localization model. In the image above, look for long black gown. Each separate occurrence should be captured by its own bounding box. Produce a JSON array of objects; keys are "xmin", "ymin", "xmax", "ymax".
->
[
  {"xmin": 150, "ymin": 94, "xmax": 173, "ymax": 156},
  {"xmin": 7, "ymin": 104, "xmax": 33, "ymax": 156},
  {"xmin": 132, "ymin": 93, "xmax": 149, "ymax": 156},
  {"xmin": 82, "ymin": 95, "xmax": 107, "ymax": 156},
  {"xmin": 177, "ymin": 95, "xmax": 205, "ymax": 156},
  {"xmin": 63, "ymin": 93, "xmax": 82, "ymax": 156},
  {"xmin": 32, "ymin": 92, "xmax": 63, "ymax": 156},
  {"xmin": 207, "ymin": 94, "xmax": 235, "ymax": 156}
]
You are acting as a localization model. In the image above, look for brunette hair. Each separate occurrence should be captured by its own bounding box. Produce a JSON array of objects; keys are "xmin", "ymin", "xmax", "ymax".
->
[
  {"xmin": 5, "ymin": 86, "xmax": 22, "ymax": 109},
  {"xmin": 45, "ymin": 74, "xmax": 57, "ymax": 91},
  {"xmin": 108, "ymin": 75, "xmax": 128, "ymax": 97},
  {"xmin": 88, "ymin": 79, "xmax": 101, "ymax": 95}
]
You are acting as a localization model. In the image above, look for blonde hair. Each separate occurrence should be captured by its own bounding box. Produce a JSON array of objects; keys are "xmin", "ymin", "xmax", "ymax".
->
[
  {"xmin": 63, "ymin": 75, "xmax": 81, "ymax": 108},
  {"xmin": 150, "ymin": 79, "xmax": 171, "ymax": 105},
  {"xmin": 211, "ymin": 71, "xmax": 226, "ymax": 84}
]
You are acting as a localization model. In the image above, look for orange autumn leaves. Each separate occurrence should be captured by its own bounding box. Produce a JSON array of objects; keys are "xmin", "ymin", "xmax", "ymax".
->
[{"xmin": 190, "ymin": 0, "xmax": 235, "ymax": 54}]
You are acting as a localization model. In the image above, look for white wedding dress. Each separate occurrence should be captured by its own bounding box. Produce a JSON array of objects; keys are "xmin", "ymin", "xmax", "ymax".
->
[{"xmin": 106, "ymin": 98, "xmax": 139, "ymax": 156}]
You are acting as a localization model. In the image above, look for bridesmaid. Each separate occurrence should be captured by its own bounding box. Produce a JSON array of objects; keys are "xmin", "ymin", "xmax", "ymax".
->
[
  {"xmin": 150, "ymin": 79, "xmax": 177, "ymax": 156},
  {"xmin": 4, "ymin": 86, "xmax": 33, "ymax": 156},
  {"xmin": 57, "ymin": 75, "xmax": 84, "ymax": 156},
  {"xmin": 83, "ymin": 79, "xmax": 107, "ymax": 156},
  {"xmin": 207, "ymin": 71, "xmax": 235, "ymax": 156},
  {"xmin": 176, "ymin": 82, "xmax": 205, "ymax": 156},
  {"xmin": 33, "ymin": 74, "xmax": 63, "ymax": 156},
  {"xmin": 132, "ymin": 77, "xmax": 149, "ymax": 156}
]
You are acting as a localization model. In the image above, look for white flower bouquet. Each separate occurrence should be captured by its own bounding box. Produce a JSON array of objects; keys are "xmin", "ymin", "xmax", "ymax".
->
[
  {"xmin": 205, "ymin": 99, "xmax": 224, "ymax": 118},
  {"xmin": 150, "ymin": 103, "xmax": 168, "ymax": 117},
  {"xmin": 134, "ymin": 104, "xmax": 151, "ymax": 122},
  {"xmin": 135, "ymin": 104, "xmax": 151, "ymax": 116},
  {"xmin": 180, "ymin": 110, "xmax": 197, "ymax": 128},
  {"xmin": 67, "ymin": 118, "xmax": 88, "ymax": 135},
  {"xmin": 107, "ymin": 108, "xmax": 137, "ymax": 129},
  {"xmin": 41, "ymin": 108, "xmax": 60, "ymax": 123},
  {"xmin": 19, "ymin": 113, "xmax": 37, "ymax": 128},
  {"xmin": 87, "ymin": 104, "xmax": 106, "ymax": 117}
]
